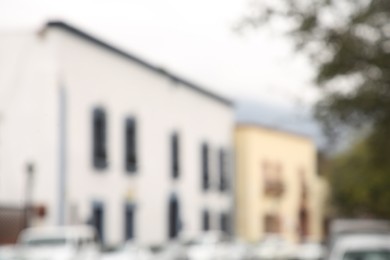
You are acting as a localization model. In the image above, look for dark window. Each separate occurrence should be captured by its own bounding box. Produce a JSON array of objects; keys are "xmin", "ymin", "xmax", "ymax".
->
[
  {"xmin": 171, "ymin": 133, "xmax": 180, "ymax": 179},
  {"xmin": 219, "ymin": 149, "xmax": 228, "ymax": 191},
  {"xmin": 299, "ymin": 208, "xmax": 310, "ymax": 241},
  {"xmin": 125, "ymin": 118, "xmax": 137, "ymax": 172},
  {"xmin": 92, "ymin": 108, "xmax": 107, "ymax": 169},
  {"xmin": 202, "ymin": 210, "xmax": 210, "ymax": 231},
  {"xmin": 92, "ymin": 203, "xmax": 104, "ymax": 244},
  {"xmin": 168, "ymin": 196, "xmax": 181, "ymax": 239},
  {"xmin": 124, "ymin": 204, "xmax": 135, "ymax": 241},
  {"xmin": 220, "ymin": 212, "xmax": 230, "ymax": 234},
  {"xmin": 264, "ymin": 214, "xmax": 280, "ymax": 234},
  {"xmin": 263, "ymin": 162, "xmax": 285, "ymax": 197},
  {"xmin": 202, "ymin": 143, "xmax": 209, "ymax": 190}
]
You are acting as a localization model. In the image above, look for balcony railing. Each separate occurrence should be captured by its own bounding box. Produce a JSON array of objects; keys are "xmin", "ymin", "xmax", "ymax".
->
[{"xmin": 264, "ymin": 181, "xmax": 285, "ymax": 197}]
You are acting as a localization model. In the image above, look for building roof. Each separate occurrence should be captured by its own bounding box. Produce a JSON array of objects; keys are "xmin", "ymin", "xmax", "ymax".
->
[
  {"xmin": 46, "ymin": 21, "xmax": 232, "ymax": 107},
  {"xmin": 236, "ymin": 122, "xmax": 313, "ymax": 142}
]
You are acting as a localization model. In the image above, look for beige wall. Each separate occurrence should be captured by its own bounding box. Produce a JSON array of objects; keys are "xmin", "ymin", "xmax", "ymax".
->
[{"xmin": 235, "ymin": 125, "xmax": 325, "ymax": 244}]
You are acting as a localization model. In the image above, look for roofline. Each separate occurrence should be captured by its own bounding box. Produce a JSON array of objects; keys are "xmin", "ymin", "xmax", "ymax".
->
[
  {"xmin": 45, "ymin": 21, "xmax": 232, "ymax": 107},
  {"xmin": 236, "ymin": 122, "xmax": 313, "ymax": 141}
]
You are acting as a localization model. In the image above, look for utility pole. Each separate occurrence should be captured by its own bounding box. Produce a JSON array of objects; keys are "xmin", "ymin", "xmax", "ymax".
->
[{"xmin": 25, "ymin": 162, "xmax": 34, "ymax": 228}]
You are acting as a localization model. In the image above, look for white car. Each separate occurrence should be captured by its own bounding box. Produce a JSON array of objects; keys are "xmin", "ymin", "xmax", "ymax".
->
[
  {"xmin": 186, "ymin": 231, "xmax": 229, "ymax": 260},
  {"xmin": 253, "ymin": 235, "xmax": 296, "ymax": 260},
  {"xmin": 16, "ymin": 225, "xmax": 100, "ymax": 260},
  {"xmin": 294, "ymin": 242, "xmax": 325, "ymax": 260},
  {"xmin": 102, "ymin": 242, "xmax": 154, "ymax": 260},
  {"xmin": 328, "ymin": 234, "xmax": 390, "ymax": 260},
  {"xmin": 155, "ymin": 241, "xmax": 188, "ymax": 260},
  {"xmin": 218, "ymin": 239, "xmax": 254, "ymax": 260},
  {"xmin": 0, "ymin": 245, "xmax": 17, "ymax": 260}
]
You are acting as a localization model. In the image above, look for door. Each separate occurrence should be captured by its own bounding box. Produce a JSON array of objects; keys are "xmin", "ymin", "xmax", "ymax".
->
[
  {"xmin": 168, "ymin": 195, "xmax": 180, "ymax": 239},
  {"xmin": 92, "ymin": 202, "xmax": 104, "ymax": 244}
]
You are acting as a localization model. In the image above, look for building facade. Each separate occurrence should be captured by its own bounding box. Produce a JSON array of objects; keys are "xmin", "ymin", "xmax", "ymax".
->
[
  {"xmin": 235, "ymin": 124, "xmax": 324, "ymax": 244},
  {"xmin": 0, "ymin": 21, "xmax": 234, "ymax": 246}
]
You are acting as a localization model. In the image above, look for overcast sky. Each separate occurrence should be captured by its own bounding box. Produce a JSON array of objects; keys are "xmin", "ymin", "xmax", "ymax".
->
[{"xmin": 0, "ymin": 0, "xmax": 324, "ymax": 144}]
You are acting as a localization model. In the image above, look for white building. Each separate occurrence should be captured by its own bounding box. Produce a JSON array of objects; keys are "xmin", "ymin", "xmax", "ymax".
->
[{"xmin": 0, "ymin": 21, "xmax": 234, "ymax": 246}]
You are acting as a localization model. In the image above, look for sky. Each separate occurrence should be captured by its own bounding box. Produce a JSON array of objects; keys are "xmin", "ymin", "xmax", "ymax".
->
[{"xmin": 0, "ymin": 0, "xmax": 324, "ymax": 145}]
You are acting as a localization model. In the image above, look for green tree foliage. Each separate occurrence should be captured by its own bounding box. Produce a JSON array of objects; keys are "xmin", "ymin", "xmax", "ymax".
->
[
  {"xmin": 330, "ymin": 139, "xmax": 390, "ymax": 218},
  {"xmin": 239, "ymin": 0, "xmax": 390, "ymax": 217},
  {"xmin": 239, "ymin": 0, "xmax": 390, "ymax": 141}
]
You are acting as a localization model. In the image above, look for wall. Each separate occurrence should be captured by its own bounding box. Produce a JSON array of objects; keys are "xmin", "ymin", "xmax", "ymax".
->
[
  {"xmin": 235, "ymin": 125, "xmax": 323, "ymax": 244},
  {"xmin": 0, "ymin": 26, "xmax": 233, "ymax": 246},
  {"xmin": 51, "ymin": 26, "xmax": 234, "ymax": 246},
  {"xmin": 0, "ymin": 31, "xmax": 60, "ymax": 227}
]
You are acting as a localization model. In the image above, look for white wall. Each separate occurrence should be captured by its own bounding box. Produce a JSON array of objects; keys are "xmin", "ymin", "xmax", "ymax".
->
[
  {"xmin": 0, "ymin": 25, "xmax": 233, "ymax": 246},
  {"xmin": 0, "ymin": 31, "xmax": 60, "ymax": 226},
  {"xmin": 52, "ymin": 26, "xmax": 234, "ymax": 246}
]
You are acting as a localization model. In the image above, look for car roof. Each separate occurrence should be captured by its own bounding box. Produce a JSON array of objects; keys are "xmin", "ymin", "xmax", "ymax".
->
[
  {"xmin": 20, "ymin": 226, "xmax": 95, "ymax": 240},
  {"xmin": 335, "ymin": 234, "xmax": 390, "ymax": 250}
]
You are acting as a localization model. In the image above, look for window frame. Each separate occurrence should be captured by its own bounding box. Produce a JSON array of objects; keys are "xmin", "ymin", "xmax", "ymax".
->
[
  {"xmin": 201, "ymin": 143, "xmax": 209, "ymax": 191},
  {"xmin": 202, "ymin": 209, "xmax": 210, "ymax": 231},
  {"xmin": 171, "ymin": 132, "xmax": 180, "ymax": 179},
  {"xmin": 124, "ymin": 117, "xmax": 137, "ymax": 173},
  {"xmin": 219, "ymin": 149, "xmax": 228, "ymax": 192},
  {"xmin": 91, "ymin": 201, "xmax": 105, "ymax": 245},
  {"xmin": 92, "ymin": 107, "xmax": 108, "ymax": 169},
  {"xmin": 124, "ymin": 203, "xmax": 136, "ymax": 241}
]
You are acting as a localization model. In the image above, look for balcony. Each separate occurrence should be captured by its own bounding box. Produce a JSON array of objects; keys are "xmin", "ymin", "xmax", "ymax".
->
[{"xmin": 264, "ymin": 181, "xmax": 285, "ymax": 197}]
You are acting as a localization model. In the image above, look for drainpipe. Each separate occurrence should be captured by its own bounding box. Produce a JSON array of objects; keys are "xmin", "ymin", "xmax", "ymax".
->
[
  {"xmin": 25, "ymin": 163, "xmax": 34, "ymax": 228},
  {"xmin": 58, "ymin": 86, "xmax": 67, "ymax": 225}
]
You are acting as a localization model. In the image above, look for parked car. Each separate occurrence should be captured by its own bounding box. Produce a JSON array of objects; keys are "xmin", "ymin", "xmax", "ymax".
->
[
  {"xmin": 218, "ymin": 239, "xmax": 254, "ymax": 260},
  {"xmin": 155, "ymin": 241, "xmax": 188, "ymax": 260},
  {"xmin": 16, "ymin": 225, "xmax": 100, "ymax": 260},
  {"xmin": 294, "ymin": 242, "xmax": 325, "ymax": 260},
  {"xmin": 252, "ymin": 235, "xmax": 296, "ymax": 260},
  {"xmin": 328, "ymin": 233, "xmax": 390, "ymax": 260},
  {"xmin": 102, "ymin": 242, "xmax": 154, "ymax": 260},
  {"xmin": 0, "ymin": 245, "xmax": 16, "ymax": 260},
  {"xmin": 186, "ymin": 231, "xmax": 230, "ymax": 260}
]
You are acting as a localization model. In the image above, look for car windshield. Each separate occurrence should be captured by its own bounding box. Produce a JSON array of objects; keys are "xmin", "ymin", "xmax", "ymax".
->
[
  {"xmin": 343, "ymin": 250, "xmax": 390, "ymax": 260},
  {"xmin": 23, "ymin": 237, "xmax": 68, "ymax": 247}
]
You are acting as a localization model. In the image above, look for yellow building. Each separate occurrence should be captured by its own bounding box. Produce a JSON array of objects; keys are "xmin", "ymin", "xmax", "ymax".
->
[{"xmin": 235, "ymin": 124, "xmax": 326, "ymax": 244}]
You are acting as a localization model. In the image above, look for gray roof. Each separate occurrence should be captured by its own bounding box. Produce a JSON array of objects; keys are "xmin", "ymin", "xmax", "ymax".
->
[{"xmin": 46, "ymin": 21, "xmax": 232, "ymax": 107}]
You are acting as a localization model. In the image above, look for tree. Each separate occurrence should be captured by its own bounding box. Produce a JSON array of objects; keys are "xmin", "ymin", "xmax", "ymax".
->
[
  {"xmin": 238, "ymin": 0, "xmax": 390, "ymax": 217},
  {"xmin": 330, "ymin": 138, "xmax": 390, "ymax": 218},
  {"xmin": 239, "ymin": 0, "xmax": 390, "ymax": 146}
]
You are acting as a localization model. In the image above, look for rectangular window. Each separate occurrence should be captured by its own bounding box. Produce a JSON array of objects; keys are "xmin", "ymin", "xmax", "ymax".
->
[
  {"xmin": 93, "ymin": 108, "xmax": 107, "ymax": 169},
  {"xmin": 168, "ymin": 196, "xmax": 180, "ymax": 239},
  {"xmin": 264, "ymin": 214, "xmax": 281, "ymax": 234},
  {"xmin": 202, "ymin": 143, "xmax": 209, "ymax": 190},
  {"xmin": 219, "ymin": 149, "xmax": 228, "ymax": 191},
  {"xmin": 220, "ymin": 212, "xmax": 230, "ymax": 234},
  {"xmin": 202, "ymin": 210, "xmax": 210, "ymax": 231},
  {"xmin": 124, "ymin": 204, "xmax": 135, "ymax": 241},
  {"xmin": 263, "ymin": 161, "xmax": 284, "ymax": 197},
  {"xmin": 125, "ymin": 118, "xmax": 137, "ymax": 172},
  {"xmin": 171, "ymin": 133, "xmax": 180, "ymax": 179},
  {"xmin": 299, "ymin": 209, "xmax": 310, "ymax": 239}
]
